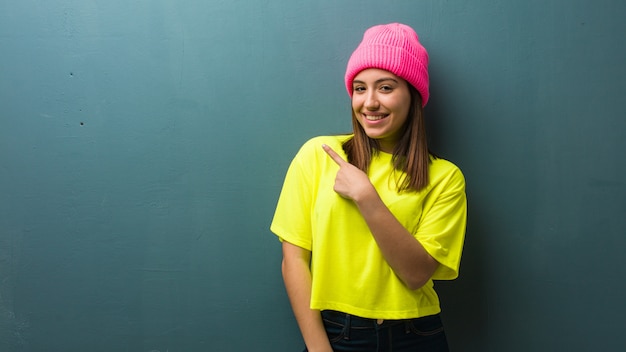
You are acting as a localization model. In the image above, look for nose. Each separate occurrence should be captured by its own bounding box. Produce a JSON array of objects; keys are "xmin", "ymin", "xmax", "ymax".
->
[{"xmin": 364, "ymin": 91, "xmax": 379, "ymax": 110}]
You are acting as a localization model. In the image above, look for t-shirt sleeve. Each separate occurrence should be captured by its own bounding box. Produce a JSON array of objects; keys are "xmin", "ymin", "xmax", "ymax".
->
[
  {"xmin": 416, "ymin": 163, "xmax": 467, "ymax": 280},
  {"xmin": 269, "ymin": 141, "xmax": 317, "ymax": 251}
]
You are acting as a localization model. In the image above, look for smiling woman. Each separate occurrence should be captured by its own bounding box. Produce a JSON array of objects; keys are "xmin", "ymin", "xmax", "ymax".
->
[
  {"xmin": 350, "ymin": 69, "xmax": 412, "ymax": 153},
  {"xmin": 271, "ymin": 23, "xmax": 467, "ymax": 352}
]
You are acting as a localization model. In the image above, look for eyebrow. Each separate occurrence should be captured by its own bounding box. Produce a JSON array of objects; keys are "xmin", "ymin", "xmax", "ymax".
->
[{"xmin": 352, "ymin": 77, "xmax": 400, "ymax": 85}]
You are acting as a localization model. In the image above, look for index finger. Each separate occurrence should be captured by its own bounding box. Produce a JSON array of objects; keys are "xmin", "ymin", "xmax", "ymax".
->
[{"xmin": 322, "ymin": 144, "xmax": 348, "ymax": 166}]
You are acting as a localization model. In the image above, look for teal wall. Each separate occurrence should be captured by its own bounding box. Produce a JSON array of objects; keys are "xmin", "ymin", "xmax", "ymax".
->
[{"xmin": 1, "ymin": 0, "xmax": 625, "ymax": 351}]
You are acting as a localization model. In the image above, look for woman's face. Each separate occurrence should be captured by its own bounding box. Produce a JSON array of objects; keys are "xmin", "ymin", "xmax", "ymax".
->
[{"xmin": 351, "ymin": 68, "xmax": 411, "ymax": 153}]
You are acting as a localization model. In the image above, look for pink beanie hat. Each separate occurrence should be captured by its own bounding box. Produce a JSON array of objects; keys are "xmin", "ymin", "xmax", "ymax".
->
[{"xmin": 345, "ymin": 23, "xmax": 430, "ymax": 107}]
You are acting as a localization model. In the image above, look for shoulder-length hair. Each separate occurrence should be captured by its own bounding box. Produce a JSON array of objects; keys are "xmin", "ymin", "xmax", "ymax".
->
[{"xmin": 342, "ymin": 84, "xmax": 433, "ymax": 192}]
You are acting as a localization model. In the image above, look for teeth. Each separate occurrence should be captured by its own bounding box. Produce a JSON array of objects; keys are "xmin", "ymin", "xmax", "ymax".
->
[{"xmin": 364, "ymin": 114, "xmax": 387, "ymax": 121}]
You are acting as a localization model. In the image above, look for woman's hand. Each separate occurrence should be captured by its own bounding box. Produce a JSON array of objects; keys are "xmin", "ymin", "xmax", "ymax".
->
[{"xmin": 322, "ymin": 144, "xmax": 376, "ymax": 203}]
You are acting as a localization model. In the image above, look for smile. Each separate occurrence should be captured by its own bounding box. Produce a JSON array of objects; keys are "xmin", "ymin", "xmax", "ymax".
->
[{"xmin": 363, "ymin": 114, "xmax": 389, "ymax": 121}]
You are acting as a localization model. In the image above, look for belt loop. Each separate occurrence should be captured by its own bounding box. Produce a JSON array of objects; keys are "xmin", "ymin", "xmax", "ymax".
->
[
  {"xmin": 344, "ymin": 313, "xmax": 351, "ymax": 340},
  {"xmin": 404, "ymin": 320, "xmax": 411, "ymax": 334}
]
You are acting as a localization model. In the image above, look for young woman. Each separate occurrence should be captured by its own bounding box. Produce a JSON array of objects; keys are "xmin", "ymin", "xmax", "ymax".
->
[{"xmin": 271, "ymin": 23, "xmax": 467, "ymax": 352}]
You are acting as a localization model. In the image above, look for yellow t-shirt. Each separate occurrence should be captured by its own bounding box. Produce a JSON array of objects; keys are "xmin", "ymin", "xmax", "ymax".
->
[{"xmin": 270, "ymin": 135, "xmax": 467, "ymax": 319}]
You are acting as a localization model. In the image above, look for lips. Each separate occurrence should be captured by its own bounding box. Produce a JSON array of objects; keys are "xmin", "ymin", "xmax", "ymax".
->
[{"xmin": 363, "ymin": 113, "xmax": 389, "ymax": 121}]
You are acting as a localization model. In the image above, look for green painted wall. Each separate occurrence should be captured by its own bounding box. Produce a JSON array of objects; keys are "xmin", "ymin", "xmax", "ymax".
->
[{"xmin": 1, "ymin": 0, "xmax": 624, "ymax": 351}]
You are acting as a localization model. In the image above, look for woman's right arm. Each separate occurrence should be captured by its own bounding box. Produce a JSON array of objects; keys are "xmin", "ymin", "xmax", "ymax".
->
[{"xmin": 281, "ymin": 241, "xmax": 333, "ymax": 352}]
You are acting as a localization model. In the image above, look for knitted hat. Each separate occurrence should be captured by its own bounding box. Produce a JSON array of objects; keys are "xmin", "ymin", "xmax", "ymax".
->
[{"xmin": 345, "ymin": 23, "xmax": 430, "ymax": 107}]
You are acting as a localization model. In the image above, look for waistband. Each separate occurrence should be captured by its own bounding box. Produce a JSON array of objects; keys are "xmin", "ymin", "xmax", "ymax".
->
[{"xmin": 321, "ymin": 310, "xmax": 419, "ymax": 329}]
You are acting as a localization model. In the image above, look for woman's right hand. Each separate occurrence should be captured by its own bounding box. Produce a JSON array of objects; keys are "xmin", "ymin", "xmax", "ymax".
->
[{"xmin": 281, "ymin": 241, "xmax": 333, "ymax": 352}]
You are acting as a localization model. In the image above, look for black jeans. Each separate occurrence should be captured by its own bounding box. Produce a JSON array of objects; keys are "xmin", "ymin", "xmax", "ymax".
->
[{"xmin": 304, "ymin": 310, "xmax": 449, "ymax": 352}]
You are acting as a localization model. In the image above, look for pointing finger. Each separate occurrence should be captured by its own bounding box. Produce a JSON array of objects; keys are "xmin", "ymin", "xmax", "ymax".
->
[{"xmin": 322, "ymin": 144, "xmax": 347, "ymax": 166}]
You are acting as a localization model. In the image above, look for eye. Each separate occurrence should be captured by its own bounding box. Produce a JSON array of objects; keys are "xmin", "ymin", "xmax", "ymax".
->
[
  {"xmin": 353, "ymin": 85, "xmax": 366, "ymax": 93},
  {"xmin": 379, "ymin": 85, "xmax": 393, "ymax": 92}
]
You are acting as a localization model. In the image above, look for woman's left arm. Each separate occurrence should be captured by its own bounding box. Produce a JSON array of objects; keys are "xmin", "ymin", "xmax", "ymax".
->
[{"xmin": 322, "ymin": 144, "xmax": 438, "ymax": 290}]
